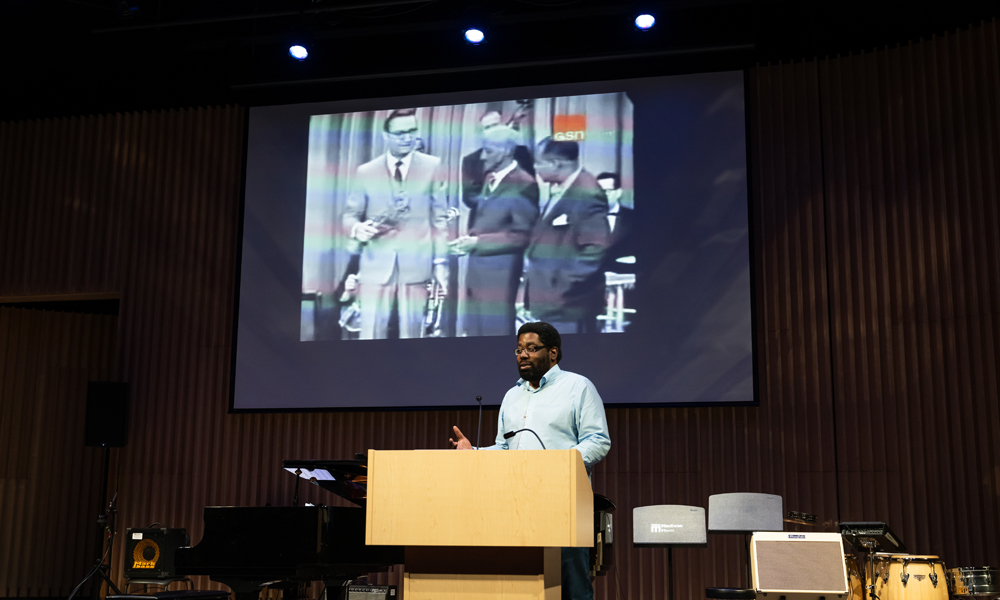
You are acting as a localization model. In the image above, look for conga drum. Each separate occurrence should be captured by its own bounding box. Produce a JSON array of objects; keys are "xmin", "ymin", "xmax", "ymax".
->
[
  {"xmin": 845, "ymin": 554, "xmax": 863, "ymax": 600},
  {"xmin": 871, "ymin": 555, "xmax": 948, "ymax": 600}
]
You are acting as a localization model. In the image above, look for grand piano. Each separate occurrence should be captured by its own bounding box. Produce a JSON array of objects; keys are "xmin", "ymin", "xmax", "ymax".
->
[{"xmin": 174, "ymin": 457, "xmax": 402, "ymax": 600}]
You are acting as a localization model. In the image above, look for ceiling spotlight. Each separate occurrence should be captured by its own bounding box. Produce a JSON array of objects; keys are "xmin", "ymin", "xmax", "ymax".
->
[
  {"xmin": 288, "ymin": 44, "xmax": 309, "ymax": 60},
  {"xmin": 464, "ymin": 28, "xmax": 485, "ymax": 44},
  {"xmin": 634, "ymin": 13, "xmax": 655, "ymax": 30}
]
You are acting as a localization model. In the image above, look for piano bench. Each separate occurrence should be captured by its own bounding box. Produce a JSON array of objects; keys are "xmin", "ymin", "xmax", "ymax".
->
[{"xmin": 108, "ymin": 592, "xmax": 230, "ymax": 600}]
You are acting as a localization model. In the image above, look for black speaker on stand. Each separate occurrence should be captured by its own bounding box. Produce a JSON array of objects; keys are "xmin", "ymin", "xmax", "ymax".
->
[
  {"xmin": 85, "ymin": 381, "xmax": 129, "ymax": 448},
  {"xmin": 81, "ymin": 381, "xmax": 129, "ymax": 600}
]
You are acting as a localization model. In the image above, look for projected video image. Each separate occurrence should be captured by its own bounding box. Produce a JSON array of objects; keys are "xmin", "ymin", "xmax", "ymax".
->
[
  {"xmin": 236, "ymin": 72, "xmax": 751, "ymax": 409},
  {"xmin": 301, "ymin": 93, "xmax": 635, "ymax": 341}
]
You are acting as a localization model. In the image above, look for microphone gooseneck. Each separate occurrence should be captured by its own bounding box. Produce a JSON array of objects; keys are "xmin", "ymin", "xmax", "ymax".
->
[
  {"xmin": 475, "ymin": 395, "xmax": 483, "ymax": 449},
  {"xmin": 503, "ymin": 428, "xmax": 547, "ymax": 449}
]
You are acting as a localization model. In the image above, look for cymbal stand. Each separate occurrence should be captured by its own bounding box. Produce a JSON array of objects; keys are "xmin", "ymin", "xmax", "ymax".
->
[{"xmin": 293, "ymin": 468, "xmax": 302, "ymax": 507}]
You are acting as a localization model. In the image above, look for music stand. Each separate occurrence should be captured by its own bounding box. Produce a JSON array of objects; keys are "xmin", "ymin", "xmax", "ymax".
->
[
  {"xmin": 633, "ymin": 505, "xmax": 708, "ymax": 600},
  {"xmin": 281, "ymin": 457, "xmax": 369, "ymax": 506},
  {"xmin": 839, "ymin": 522, "xmax": 907, "ymax": 600}
]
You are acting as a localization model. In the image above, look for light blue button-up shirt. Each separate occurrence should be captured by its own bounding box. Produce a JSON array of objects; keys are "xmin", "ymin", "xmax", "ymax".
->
[{"xmin": 480, "ymin": 364, "xmax": 611, "ymax": 468}]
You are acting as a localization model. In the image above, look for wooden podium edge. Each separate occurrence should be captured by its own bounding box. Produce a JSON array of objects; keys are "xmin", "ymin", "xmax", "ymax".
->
[
  {"xmin": 573, "ymin": 451, "xmax": 594, "ymax": 547},
  {"xmin": 365, "ymin": 449, "xmax": 376, "ymax": 545}
]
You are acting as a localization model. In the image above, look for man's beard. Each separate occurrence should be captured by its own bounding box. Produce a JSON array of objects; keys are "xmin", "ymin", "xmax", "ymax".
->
[{"xmin": 518, "ymin": 359, "xmax": 549, "ymax": 382}]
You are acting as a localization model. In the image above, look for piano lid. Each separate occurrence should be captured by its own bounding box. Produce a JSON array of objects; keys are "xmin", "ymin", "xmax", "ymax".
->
[{"xmin": 282, "ymin": 454, "xmax": 368, "ymax": 506}]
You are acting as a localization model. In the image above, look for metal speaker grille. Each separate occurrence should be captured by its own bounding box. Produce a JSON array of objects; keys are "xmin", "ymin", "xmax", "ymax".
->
[{"xmin": 755, "ymin": 540, "xmax": 847, "ymax": 592}]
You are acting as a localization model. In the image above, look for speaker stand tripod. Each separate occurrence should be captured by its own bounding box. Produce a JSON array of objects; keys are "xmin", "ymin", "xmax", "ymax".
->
[{"xmin": 89, "ymin": 445, "xmax": 123, "ymax": 600}]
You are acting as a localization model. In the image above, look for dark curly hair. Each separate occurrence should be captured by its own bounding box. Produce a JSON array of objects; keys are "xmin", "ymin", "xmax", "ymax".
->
[
  {"xmin": 383, "ymin": 108, "xmax": 417, "ymax": 132},
  {"xmin": 517, "ymin": 321, "xmax": 562, "ymax": 363}
]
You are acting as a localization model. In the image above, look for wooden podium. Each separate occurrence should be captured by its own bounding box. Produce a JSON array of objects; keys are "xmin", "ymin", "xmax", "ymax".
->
[{"xmin": 365, "ymin": 449, "xmax": 594, "ymax": 599}]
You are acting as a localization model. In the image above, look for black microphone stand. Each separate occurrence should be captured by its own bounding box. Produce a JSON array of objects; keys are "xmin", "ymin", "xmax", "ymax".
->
[
  {"xmin": 475, "ymin": 396, "xmax": 483, "ymax": 449},
  {"xmin": 503, "ymin": 428, "xmax": 547, "ymax": 449}
]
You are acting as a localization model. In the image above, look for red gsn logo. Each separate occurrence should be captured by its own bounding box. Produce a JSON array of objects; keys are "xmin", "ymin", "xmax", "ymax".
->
[{"xmin": 553, "ymin": 115, "xmax": 586, "ymax": 141}]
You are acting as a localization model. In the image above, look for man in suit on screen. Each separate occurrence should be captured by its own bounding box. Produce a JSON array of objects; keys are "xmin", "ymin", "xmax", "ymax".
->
[
  {"xmin": 449, "ymin": 125, "xmax": 539, "ymax": 336},
  {"xmin": 595, "ymin": 171, "xmax": 636, "ymax": 332},
  {"xmin": 596, "ymin": 171, "xmax": 635, "ymax": 261},
  {"xmin": 343, "ymin": 108, "xmax": 450, "ymax": 339},
  {"xmin": 523, "ymin": 137, "xmax": 610, "ymax": 334},
  {"xmin": 461, "ymin": 110, "xmax": 535, "ymax": 207}
]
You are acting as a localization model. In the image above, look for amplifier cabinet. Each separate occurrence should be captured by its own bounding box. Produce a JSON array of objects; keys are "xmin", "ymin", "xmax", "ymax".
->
[
  {"xmin": 123, "ymin": 527, "xmax": 189, "ymax": 580},
  {"xmin": 347, "ymin": 585, "xmax": 397, "ymax": 600},
  {"xmin": 751, "ymin": 532, "xmax": 849, "ymax": 600}
]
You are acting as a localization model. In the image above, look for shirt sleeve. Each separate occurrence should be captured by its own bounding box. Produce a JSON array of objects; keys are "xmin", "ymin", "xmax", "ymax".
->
[{"xmin": 573, "ymin": 378, "xmax": 611, "ymax": 468}]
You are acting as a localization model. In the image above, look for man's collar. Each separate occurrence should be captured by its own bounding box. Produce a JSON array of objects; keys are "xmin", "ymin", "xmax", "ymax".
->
[
  {"xmin": 387, "ymin": 151, "xmax": 414, "ymax": 170},
  {"xmin": 550, "ymin": 166, "xmax": 583, "ymax": 197},
  {"xmin": 488, "ymin": 159, "xmax": 519, "ymax": 186},
  {"xmin": 516, "ymin": 363, "xmax": 563, "ymax": 390}
]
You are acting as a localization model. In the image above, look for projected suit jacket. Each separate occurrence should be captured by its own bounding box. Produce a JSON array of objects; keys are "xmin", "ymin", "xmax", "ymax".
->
[
  {"xmin": 343, "ymin": 151, "xmax": 450, "ymax": 285},
  {"xmin": 464, "ymin": 165, "xmax": 539, "ymax": 336},
  {"xmin": 461, "ymin": 145, "xmax": 536, "ymax": 207},
  {"xmin": 525, "ymin": 169, "xmax": 610, "ymax": 325}
]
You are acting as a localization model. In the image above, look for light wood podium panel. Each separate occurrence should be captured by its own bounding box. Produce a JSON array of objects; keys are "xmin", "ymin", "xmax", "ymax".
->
[
  {"xmin": 403, "ymin": 572, "xmax": 549, "ymax": 600},
  {"xmin": 366, "ymin": 449, "xmax": 593, "ymax": 548},
  {"xmin": 365, "ymin": 449, "xmax": 593, "ymax": 600}
]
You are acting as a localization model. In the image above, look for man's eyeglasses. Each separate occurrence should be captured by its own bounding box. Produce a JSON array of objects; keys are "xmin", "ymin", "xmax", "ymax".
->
[
  {"xmin": 387, "ymin": 128, "xmax": 418, "ymax": 139},
  {"xmin": 514, "ymin": 345, "xmax": 548, "ymax": 356},
  {"xmin": 534, "ymin": 158, "xmax": 564, "ymax": 168}
]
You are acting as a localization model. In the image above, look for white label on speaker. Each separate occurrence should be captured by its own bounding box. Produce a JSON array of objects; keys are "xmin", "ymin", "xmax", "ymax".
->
[
  {"xmin": 132, "ymin": 533, "xmax": 142, "ymax": 540},
  {"xmin": 788, "ymin": 534, "xmax": 805, "ymax": 538}
]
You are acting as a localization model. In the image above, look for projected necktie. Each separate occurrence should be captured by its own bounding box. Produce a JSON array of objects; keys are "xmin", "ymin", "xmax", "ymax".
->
[
  {"xmin": 394, "ymin": 160, "xmax": 403, "ymax": 183},
  {"xmin": 542, "ymin": 184, "xmax": 563, "ymax": 218}
]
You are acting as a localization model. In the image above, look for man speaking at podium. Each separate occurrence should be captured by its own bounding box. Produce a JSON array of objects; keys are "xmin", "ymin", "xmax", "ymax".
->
[{"xmin": 449, "ymin": 321, "xmax": 611, "ymax": 600}]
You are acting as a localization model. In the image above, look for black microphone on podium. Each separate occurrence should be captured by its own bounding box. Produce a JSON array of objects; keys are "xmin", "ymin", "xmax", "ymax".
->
[
  {"xmin": 503, "ymin": 428, "xmax": 547, "ymax": 449},
  {"xmin": 475, "ymin": 395, "xmax": 483, "ymax": 449}
]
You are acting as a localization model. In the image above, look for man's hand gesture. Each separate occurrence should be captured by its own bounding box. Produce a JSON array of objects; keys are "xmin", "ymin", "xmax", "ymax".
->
[
  {"xmin": 449, "ymin": 425, "xmax": 473, "ymax": 450},
  {"xmin": 353, "ymin": 220, "xmax": 380, "ymax": 242}
]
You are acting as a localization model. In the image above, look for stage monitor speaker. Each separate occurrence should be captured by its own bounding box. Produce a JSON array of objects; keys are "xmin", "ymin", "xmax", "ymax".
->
[
  {"xmin": 84, "ymin": 381, "xmax": 128, "ymax": 447},
  {"xmin": 123, "ymin": 527, "xmax": 189, "ymax": 580},
  {"xmin": 347, "ymin": 585, "xmax": 396, "ymax": 600},
  {"xmin": 708, "ymin": 492, "xmax": 784, "ymax": 533},
  {"xmin": 751, "ymin": 532, "xmax": 849, "ymax": 600},
  {"xmin": 632, "ymin": 505, "xmax": 707, "ymax": 547}
]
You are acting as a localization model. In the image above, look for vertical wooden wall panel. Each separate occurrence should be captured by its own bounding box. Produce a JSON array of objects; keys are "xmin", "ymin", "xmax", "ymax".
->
[
  {"xmin": 0, "ymin": 308, "xmax": 117, "ymax": 596},
  {"xmin": 1, "ymin": 18, "xmax": 999, "ymax": 600},
  {"xmin": 0, "ymin": 106, "xmax": 245, "ymax": 597},
  {"xmin": 820, "ymin": 20, "xmax": 1000, "ymax": 568}
]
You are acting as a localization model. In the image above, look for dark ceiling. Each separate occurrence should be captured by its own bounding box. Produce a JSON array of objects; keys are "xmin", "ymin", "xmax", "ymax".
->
[{"xmin": 1, "ymin": 0, "xmax": 997, "ymax": 119}]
